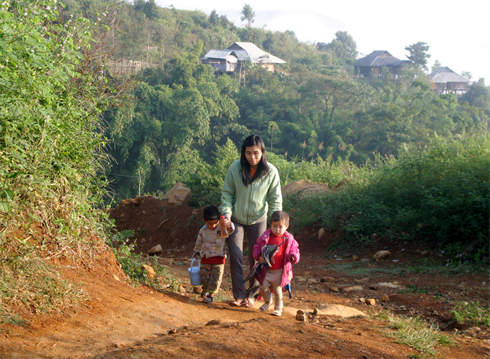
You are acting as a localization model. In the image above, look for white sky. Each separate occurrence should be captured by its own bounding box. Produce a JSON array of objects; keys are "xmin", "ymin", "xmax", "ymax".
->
[{"xmin": 159, "ymin": 0, "xmax": 490, "ymax": 82}]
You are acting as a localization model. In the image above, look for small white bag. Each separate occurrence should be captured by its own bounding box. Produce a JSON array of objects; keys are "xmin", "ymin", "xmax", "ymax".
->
[{"xmin": 188, "ymin": 258, "xmax": 201, "ymax": 286}]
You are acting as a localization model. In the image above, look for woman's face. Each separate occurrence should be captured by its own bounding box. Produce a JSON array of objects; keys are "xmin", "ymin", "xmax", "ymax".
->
[{"xmin": 244, "ymin": 145, "xmax": 262, "ymax": 168}]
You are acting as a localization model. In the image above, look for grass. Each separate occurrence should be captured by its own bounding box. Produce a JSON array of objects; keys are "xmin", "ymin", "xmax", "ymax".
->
[
  {"xmin": 371, "ymin": 310, "xmax": 453, "ymax": 358},
  {"xmin": 325, "ymin": 258, "xmax": 486, "ymax": 278},
  {"xmin": 108, "ymin": 230, "xmax": 182, "ymax": 292},
  {"xmin": 0, "ymin": 237, "xmax": 89, "ymax": 331},
  {"xmin": 450, "ymin": 301, "xmax": 490, "ymax": 328}
]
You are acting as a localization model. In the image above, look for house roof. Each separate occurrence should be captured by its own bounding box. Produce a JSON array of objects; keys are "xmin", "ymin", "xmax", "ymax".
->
[
  {"xmin": 201, "ymin": 50, "xmax": 238, "ymax": 63},
  {"xmin": 224, "ymin": 42, "xmax": 286, "ymax": 64},
  {"xmin": 353, "ymin": 50, "xmax": 409, "ymax": 67},
  {"xmin": 428, "ymin": 67, "xmax": 470, "ymax": 84}
]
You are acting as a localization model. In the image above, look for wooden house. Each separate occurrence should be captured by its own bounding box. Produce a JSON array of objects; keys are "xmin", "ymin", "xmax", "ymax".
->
[
  {"xmin": 428, "ymin": 67, "xmax": 470, "ymax": 96},
  {"xmin": 353, "ymin": 51, "xmax": 410, "ymax": 77},
  {"xmin": 201, "ymin": 42, "xmax": 285, "ymax": 74},
  {"xmin": 200, "ymin": 50, "xmax": 238, "ymax": 73}
]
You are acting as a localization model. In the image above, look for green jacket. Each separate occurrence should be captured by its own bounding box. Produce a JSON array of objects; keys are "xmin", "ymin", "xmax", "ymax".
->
[{"xmin": 220, "ymin": 160, "xmax": 282, "ymax": 225}]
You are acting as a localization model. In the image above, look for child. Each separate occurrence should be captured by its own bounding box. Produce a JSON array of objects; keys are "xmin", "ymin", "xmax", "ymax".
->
[
  {"xmin": 253, "ymin": 211, "xmax": 300, "ymax": 316},
  {"xmin": 193, "ymin": 205, "xmax": 234, "ymax": 304}
]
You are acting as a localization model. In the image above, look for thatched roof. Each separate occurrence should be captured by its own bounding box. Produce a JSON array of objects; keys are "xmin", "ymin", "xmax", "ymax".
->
[
  {"xmin": 428, "ymin": 67, "xmax": 470, "ymax": 84},
  {"xmin": 225, "ymin": 42, "xmax": 286, "ymax": 64},
  {"xmin": 354, "ymin": 51, "xmax": 408, "ymax": 67}
]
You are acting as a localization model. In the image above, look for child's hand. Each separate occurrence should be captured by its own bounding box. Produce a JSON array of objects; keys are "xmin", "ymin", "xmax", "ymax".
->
[
  {"xmin": 289, "ymin": 254, "xmax": 296, "ymax": 262},
  {"xmin": 258, "ymin": 255, "xmax": 265, "ymax": 264},
  {"xmin": 194, "ymin": 253, "xmax": 201, "ymax": 259}
]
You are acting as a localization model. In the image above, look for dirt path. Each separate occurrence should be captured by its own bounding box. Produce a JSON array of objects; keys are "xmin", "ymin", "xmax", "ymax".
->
[{"xmin": 1, "ymin": 197, "xmax": 488, "ymax": 358}]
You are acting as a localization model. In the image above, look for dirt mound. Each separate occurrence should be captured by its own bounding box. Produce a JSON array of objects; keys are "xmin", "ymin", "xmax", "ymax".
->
[{"xmin": 108, "ymin": 196, "xmax": 204, "ymax": 255}]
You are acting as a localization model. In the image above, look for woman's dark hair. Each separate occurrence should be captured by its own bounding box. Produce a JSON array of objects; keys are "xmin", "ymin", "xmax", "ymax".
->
[
  {"xmin": 203, "ymin": 205, "xmax": 220, "ymax": 221},
  {"xmin": 240, "ymin": 134, "xmax": 270, "ymax": 185}
]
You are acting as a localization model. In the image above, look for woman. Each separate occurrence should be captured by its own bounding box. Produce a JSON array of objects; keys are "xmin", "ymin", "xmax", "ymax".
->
[{"xmin": 220, "ymin": 134, "xmax": 282, "ymax": 307}]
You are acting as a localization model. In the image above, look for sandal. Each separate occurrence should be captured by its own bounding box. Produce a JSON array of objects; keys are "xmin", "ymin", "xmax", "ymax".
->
[
  {"xmin": 259, "ymin": 301, "xmax": 273, "ymax": 312},
  {"xmin": 202, "ymin": 295, "xmax": 213, "ymax": 304},
  {"xmin": 271, "ymin": 309, "xmax": 282, "ymax": 317},
  {"xmin": 229, "ymin": 299, "xmax": 243, "ymax": 307},
  {"xmin": 241, "ymin": 298, "xmax": 254, "ymax": 308}
]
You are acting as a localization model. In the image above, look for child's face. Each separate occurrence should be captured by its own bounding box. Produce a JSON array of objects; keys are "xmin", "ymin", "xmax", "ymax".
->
[
  {"xmin": 205, "ymin": 219, "xmax": 219, "ymax": 230},
  {"xmin": 270, "ymin": 220, "xmax": 288, "ymax": 236}
]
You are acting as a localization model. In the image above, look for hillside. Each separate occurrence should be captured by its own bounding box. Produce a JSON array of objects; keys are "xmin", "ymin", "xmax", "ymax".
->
[{"xmin": 2, "ymin": 198, "xmax": 489, "ymax": 358}]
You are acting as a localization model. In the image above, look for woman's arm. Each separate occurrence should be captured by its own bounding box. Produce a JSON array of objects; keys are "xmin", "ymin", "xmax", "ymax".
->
[
  {"xmin": 266, "ymin": 165, "xmax": 283, "ymax": 214},
  {"xmin": 220, "ymin": 164, "xmax": 237, "ymax": 217}
]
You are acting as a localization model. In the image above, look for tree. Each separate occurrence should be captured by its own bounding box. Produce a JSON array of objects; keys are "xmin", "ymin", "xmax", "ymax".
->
[
  {"xmin": 209, "ymin": 10, "xmax": 219, "ymax": 25},
  {"xmin": 461, "ymin": 71, "xmax": 473, "ymax": 80},
  {"xmin": 240, "ymin": 4, "xmax": 255, "ymax": 28},
  {"xmin": 431, "ymin": 60, "xmax": 441, "ymax": 72},
  {"xmin": 405, "ymin": 42, "xmax": 431, "ymax": 71}
]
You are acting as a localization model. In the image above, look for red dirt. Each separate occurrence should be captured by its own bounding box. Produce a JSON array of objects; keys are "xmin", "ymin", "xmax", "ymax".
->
[{"xmin": 1, "ymin": 196, "xmax": 489, "ymax": 359}]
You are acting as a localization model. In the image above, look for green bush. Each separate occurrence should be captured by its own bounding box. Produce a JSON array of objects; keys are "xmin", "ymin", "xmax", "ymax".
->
[
  {"xmin": 319, "ymin": 134, "xmax": 489, "ymax": 264},
  {"xmin": 0, "ymin": 0, "xmax": 126, "ymax": 324}
]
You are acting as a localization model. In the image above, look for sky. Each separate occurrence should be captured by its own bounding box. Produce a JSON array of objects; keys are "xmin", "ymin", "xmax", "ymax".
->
[{"xmin": 158, "ymin": 0, "xmax": 490, "ymax": 82}]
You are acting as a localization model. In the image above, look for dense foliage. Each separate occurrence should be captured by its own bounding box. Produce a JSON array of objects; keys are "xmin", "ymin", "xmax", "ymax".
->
[
  {"xmin": 87, "ymin": 1, "xmax": 489, "ymax": 205},
  {"xmin": 0, "ymin": 0, "xmax": 123, "ymax": 321}
]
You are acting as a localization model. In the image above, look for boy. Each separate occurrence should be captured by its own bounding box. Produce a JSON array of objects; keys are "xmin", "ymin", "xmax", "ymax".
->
[
  {"xmin": 253, "ymin": 211, "xmax": 300, "ymax": 316},
  {"xmin": 193, "ymin": 205, "xmax": 234, "ymax": 304}
]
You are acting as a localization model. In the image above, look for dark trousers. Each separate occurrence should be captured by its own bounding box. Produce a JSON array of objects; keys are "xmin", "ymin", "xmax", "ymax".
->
[{"xmin": 227, "ymin": 219, "xmax": 267, "ymax": 300}]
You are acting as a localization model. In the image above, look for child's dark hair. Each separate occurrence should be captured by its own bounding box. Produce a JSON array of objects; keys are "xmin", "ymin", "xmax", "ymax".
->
[
  {"xmin": 271, "ymin": 211, "xmax": 290, "ymax": 226},
  {"xmin": 203, "ymin": 205, "xmax": 220, "ymax": 221},
  {"xmin": 240, "ymin": 134, "xmax": 270, "ymax": 186}
]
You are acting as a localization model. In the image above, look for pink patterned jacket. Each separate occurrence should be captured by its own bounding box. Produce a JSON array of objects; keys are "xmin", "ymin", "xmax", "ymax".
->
[{"xmin": 252, "ymin": 229, "xmax": 300, "ymax": 287}]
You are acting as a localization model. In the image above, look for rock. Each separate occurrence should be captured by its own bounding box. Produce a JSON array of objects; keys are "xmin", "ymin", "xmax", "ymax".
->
[
  {"xmin": 193, "ymin": 286, "xmax": 203, "ymax": 294},
  {"xmin": 307, "ymin": 278, "xmax": 318, "ymax": 283},
  {"xmin": 147, "ymin": 244, "xmax": 163, "ymax": 255},
  {"xmin": 296, "ymin": 310, "xmax": 307, "ymax": 322},
  {"xmin": 205, "ymin": 319, "xmax": 221, "ymax": 326},
  {"xmin": 113, "ymin": 274, "xmax": 120, "ymax": 281},
  {"xmin": 297, "ymin": 184, "xmax": 330, "ymax": 201},
  {"xmin": 373, "ymin": 250, "xmax": 391, "ymax": 261},
  {"xmin": 282, "ymin": 179, "xmax": 308, "ymax": 196},
  {"xmin": 295, "ymin": 276, "xmax": 306, "ymax": 282},
  {"xmin": 162, "ymin": 182, "xmax": 192, "ymax": 205},
  {"xmin": 371, "ymin": 282, "xmax": 400, "ymax": 290},
  {"xmin": 318, "ymin": 228, "xmax": 325, "ymax": 240},
  {"xmin": 381, "ymin": 294, "xmax": 390, "ymax": 302},
  {"xmin": 342, "ymin": 286, "xmax": 363, "ymax": 293},
  {"xmin": 367, "ymin": 299, "xmax": 376, "ymax": 306},
  {"xmin": 281, "ymin": 180, "xmax": 330, "ymax": 200},
  {"xmin": 352, "ymin": 255, "xmax": 359, "ymax": 261},
  {"xmin": 320, "ymin": 277, "xmax": 336, "ymax": 283},
  {"xmin": 358, "ymin": 298, "xmax": 366, "ymax": 304},
  {"xmin": 329, "ymin": 287, "xmax": 339, "ymax": 293},
  {"xmin": 142, "ymin": 265, "xmax": 156, "ymax": 280},
  {"xmin": 317, "ymin": 304, "xmax": 366, "ymax": 318}
]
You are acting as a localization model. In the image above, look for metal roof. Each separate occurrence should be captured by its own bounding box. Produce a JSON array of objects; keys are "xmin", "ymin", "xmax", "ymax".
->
[
  {"xmin": 353, "ymin": 51, "xmax": 406, "ymax": 67},
  {"xmin": 224, "ymin": 42, "xmax": 286, "ymax": 64},
  {"xmin": 428, "ymin": 67, "xmax": 470, "ymax": 83},
  {"xmin": 201, "ymin": 50, "xmax": 238, "ymax": 63}
]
